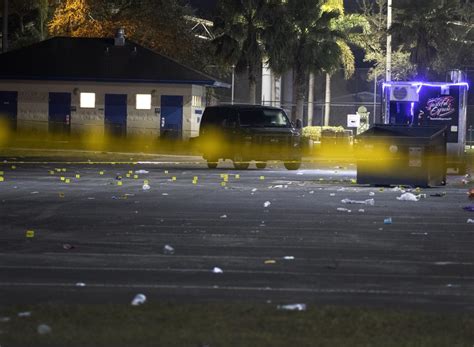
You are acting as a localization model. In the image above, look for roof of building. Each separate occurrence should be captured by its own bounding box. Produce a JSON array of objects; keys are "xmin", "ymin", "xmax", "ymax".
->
[{"xmin": 0, "ymin": 36, "xmax": 228, "ymax": 87}]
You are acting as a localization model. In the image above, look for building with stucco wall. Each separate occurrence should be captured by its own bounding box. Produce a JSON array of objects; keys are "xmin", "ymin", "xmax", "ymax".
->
[{"xmin": 0, "ymin": 30, "xmax": 227, "ymax": 140}]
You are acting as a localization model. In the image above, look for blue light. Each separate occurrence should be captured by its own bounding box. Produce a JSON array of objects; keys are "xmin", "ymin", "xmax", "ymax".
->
[{"xmin": 383, "ymin": 81, "xmax": 470, "ymax": 91}]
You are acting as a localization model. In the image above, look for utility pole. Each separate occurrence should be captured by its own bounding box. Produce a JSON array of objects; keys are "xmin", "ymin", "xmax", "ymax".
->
[
  {"xmin": 2, "ymin": 0, "xmax": 8, "ymax": 53},
  {"xmin": 386, "ymin": 0, "xmax": 392, "ymax": 82},
  {"xmin": 383, "ymin": 0, "xmax": 392, "ymax": 123},
  {"xmin": 307, "ymin": 73, "xmax": 314, "ymax": 126}
]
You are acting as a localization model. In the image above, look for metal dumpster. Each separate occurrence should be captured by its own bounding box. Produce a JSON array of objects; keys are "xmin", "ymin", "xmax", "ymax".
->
[{"xmin": 356, "ymin": 125, "xmax": 447, "ymax": 187}]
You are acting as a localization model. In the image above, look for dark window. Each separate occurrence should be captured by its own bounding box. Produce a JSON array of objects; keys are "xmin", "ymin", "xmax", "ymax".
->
[
  {"xmin": 222, "ymin": 109, "xmax": 238, "ymax": 128},
  {"xmin": 239, "ymin": 108, "xmax": 290, "ymax": 127},
  {"xmin": 201, "ymin": 107, "xmax": 221, "ymax": 127}
]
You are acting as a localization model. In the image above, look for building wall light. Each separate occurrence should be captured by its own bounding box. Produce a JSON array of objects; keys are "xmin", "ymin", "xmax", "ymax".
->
[
  {"xmin": 80, "ymin": 92, "xmax": 96, "ymax": 108},
  {"xmin": 136, "ymin": 94, "xmax": 152, "ymax": 110}
]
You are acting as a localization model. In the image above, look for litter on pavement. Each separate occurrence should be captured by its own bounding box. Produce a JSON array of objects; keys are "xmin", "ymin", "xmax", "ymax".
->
[
  {"xmin": 467, "ymin": 219, "xmax": 474, "ymax": 224},
  {"xmin": 277, "ymin": 303, "xmax": 307, "ymax": 311},
  {"xmin": 384, "ymin": 217, "xmax": 393, "ymax": 224},
  {"xmin": 397, "ymin": 193, "xmax": 420, "ymax": 201},
  {"xmin": 463, "ymin": 205, "xmax": 474, "ymax": 212},
  {"xmin": 337, "ymin": 208, "xmax": 351, "ymax": 213},
  {"xmin": 17, "ymin": 311, "xmax": 31, "ymax": 317},
  {"xmin": 341, "ymin": 198, "xmax": 374, "ymax": 205},
  {"xmin": 131, "ymin": 294, "xmax": 147, "ymax": 306},
  {"xmin": 264, "ymin": 201, "xmax": 271, "ymax": 208},
  {"xmin": 163, "ymin": 244, "xmax": 175, "ymax": 255},
  {"xmin": 135, "ymin": 170, "xmax": 149, "ymax": 174},
  {"xmin": 212, "ymin": 267, "xmax": 223, "ymax": 274},
  {"xmin": 142, "ymin": 183, "xmax": 151, "ymax": 190},
  {"xmin": 37, "ymin": 324, "xmax": 52, "ymax": 335}
]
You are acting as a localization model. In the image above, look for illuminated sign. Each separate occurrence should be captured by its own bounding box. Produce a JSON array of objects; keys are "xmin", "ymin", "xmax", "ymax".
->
[{"xmin": 426, "ymin": 96, "xmax": 455, "ymax": 120}]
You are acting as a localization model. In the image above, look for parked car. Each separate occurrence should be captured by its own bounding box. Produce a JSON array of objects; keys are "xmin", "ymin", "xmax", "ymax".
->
[{"xmin": 198, "ymin": 105, "xmax": 302, "ymax": 170}]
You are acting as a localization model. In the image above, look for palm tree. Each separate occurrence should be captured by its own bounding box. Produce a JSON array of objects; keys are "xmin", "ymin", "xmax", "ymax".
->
[
  {"xmin": 321, "ymin": 0, "xmax": 368, "ymax": 125},
  {"xmin": 390, "ymin": 0, "xmax": 460, "ymax": 80},
  {"xmin": 266, "ymin": 0, "xmax": 344, "ymax": 123},
  {"xmin": 212, "ymin": 0, "xmax": 268, "ymax": 104}
]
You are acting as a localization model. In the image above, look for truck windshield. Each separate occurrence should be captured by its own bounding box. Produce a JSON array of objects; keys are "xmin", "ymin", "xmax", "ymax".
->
[{"xmin": 239, "ymin": 109, "xmax": 290, "ymax": 127}]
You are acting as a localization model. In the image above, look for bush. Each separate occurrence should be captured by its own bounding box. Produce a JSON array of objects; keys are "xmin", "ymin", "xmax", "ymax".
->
[{"xmin": 302, "ymin": 126, "xmax": 346, "ymax": 142}]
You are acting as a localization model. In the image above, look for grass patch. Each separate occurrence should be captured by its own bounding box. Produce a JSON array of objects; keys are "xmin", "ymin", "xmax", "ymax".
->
[{"xmin": 1, "ymin": 303, "xmax": 473, "ymax": 347}]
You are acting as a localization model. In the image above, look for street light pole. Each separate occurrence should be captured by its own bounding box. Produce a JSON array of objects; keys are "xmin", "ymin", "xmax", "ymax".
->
[
  {"xmin": 373, "ymin": 72, "xmax": 377, "ymax": 125},
  {"xmin": 383, "ymin": 0, "xmax": 392, "ymax": 124},
  {"xmin": 231, "ymin": 65, "xmax": 235, "ymax": 105},
  {"xmin": 2, "ymin": 0, "xmax": 8, "ymax": 53},
  {"xmin": 386, "ymin": 0, "xmax": 392, "ymax": 82}
]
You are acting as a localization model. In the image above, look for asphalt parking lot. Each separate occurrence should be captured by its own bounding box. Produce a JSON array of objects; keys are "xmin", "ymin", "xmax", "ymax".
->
[{"xmin": 1, "ymin": 156, "xmax": 474, "ymax": 312}]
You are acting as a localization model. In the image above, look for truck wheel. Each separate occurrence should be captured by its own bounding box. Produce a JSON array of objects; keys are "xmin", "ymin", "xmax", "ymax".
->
[
  {"xmin": 205, "ymin": 156, "xmax": 218, "ymax": 169},
  {"xmin": 207, "ymin": 160, "xmax": 218, "ymax": 169},
  {"xmin": 256, "ymin": 161, "xmax": 267, "ymax": 169},
  {"xmin": 284, "ymin": 161, "xmax": 301, "ymax": 170},
  {"xmin": 233, "ymin": 154, "xmax": 249, "ymax": 170}
]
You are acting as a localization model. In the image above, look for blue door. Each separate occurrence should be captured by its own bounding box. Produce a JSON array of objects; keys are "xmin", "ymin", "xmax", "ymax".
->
[
  {"xmin": 160, "ymin": 95, "xmax": 183, "ymax": 139},
  {"xmin": 105, "ymin": 94, "xmax": 127, "ymax": 137},
  {"xmin": 0, "ymin": 91, "xmax": 18, "ymax": 131},
  {"xmin": 49, "ymin": 92, "xmax": 71, "ymax": 135}
]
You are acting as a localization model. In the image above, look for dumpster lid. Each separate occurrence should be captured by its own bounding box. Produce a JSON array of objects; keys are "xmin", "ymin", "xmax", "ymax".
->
[{"xmin": 357, "ymin": 125, "xmax": 447, "ymax": 140}]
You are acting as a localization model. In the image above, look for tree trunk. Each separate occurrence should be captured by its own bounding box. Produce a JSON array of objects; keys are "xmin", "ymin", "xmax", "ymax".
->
[
  {"xmin": 2, "ymin": 0, "xmax": 8, "ymax": 53},
  {"xmin": 248, "ymin": 64, "xmax": 257, "ymax": 105},
  {"xmin": 19, "ymin": 15, "xmax": 24, "ymax": 34},
  {"xmin": 307, "ymin": 72, "xmax": 315, "ymax": 127},
  {"xmin": 249, "ymin": 78, "xmax": 256, "ymax": 105},
  {"xmin": 324, "ymin": 73, "xmax": 331, "ymax": 126},
  {"xmin": 293, "ymin": 69, "xmax": 306, "ymax": 124}
]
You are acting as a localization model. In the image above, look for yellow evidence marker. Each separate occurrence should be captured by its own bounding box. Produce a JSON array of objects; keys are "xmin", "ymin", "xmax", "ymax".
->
[{"xmin": 26, "ymin": 230, "xmax": 35, "ymax": 238}]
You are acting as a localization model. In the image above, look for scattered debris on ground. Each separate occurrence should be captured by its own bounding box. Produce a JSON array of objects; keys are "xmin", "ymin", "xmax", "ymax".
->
[{"xmin": 131, "ymin": 294, "xmax": 147, "ymax": 306}]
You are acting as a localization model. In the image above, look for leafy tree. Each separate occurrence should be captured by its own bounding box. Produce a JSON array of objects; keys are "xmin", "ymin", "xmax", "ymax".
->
[
  {"xmin": 48, "ymin": 0, "xmax": 104, "ymax": 37},
  {"xmin": 434, "ymin": 0, "xmax": 474, "ymax": 73},
  {"xmin": 9, "ymin": 0, "xmax": 37, "ymax": 33},
  {"xmin": 47, "ymin": 0, "xmax": 213, "ymax": 71},
  {"xmin": 0, "ymin": 0, "xmax": 51, "ymax": 49},
  {"xmin": 266, "ymin": 0, "xmax": 344, "ymax": 122},
  {"xmin": 390, "ymin": 0, "xmax": 462, "ymax": 80},
  {"xmin": 357, "ymin": 0, "xmax": 416, "ymax": 81},
  {"xmin": 321, "ymin": 0, "xmax": 367, "ymax": 125},
  {"xmin": 212, "ymin": 0, "xmax": 268, "ymax": 104}
]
